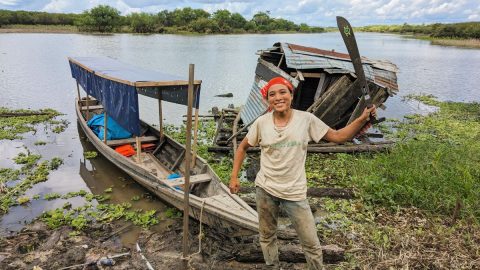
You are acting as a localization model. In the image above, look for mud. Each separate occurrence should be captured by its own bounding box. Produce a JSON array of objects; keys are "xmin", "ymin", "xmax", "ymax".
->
[{"xmin": 0, "ymin": 219, "xmax": 309, "ymax": 270}]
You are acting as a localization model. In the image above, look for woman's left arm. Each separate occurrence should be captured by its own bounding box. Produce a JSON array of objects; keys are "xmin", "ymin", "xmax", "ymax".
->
[{"xmin": 323, "ymin": 106, "xmax": 376, "ymax": 143}]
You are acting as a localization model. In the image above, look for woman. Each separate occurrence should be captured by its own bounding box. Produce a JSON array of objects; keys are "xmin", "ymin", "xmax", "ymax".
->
[{"xmin": 229, "ymin": 77, "xmax": 376, "ymax": 269}]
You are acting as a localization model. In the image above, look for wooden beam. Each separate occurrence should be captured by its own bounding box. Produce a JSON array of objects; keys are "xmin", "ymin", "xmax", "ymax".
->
[
  {"xmin": 182, "ymin": 63, "xmax": 194, "ymax": 266},
  {"xmin": 85, "ymin": 95, "xmax": 90, "ymax": 121},
  {"xmin": 136, "ymin": 136, "xmax": 141, "ymax": 163},
  {"xmin": 290, "ymin": 72, "xmax": 322, "ymax": 78},
  {"xmin": 191, "ymin": 107, "xmax": 199, "ymax": 169},
  {"xmin": 166, "ymin": 173, "xmax": 211, "ymax": 187},
  {"xmin": 158, "ymin": 97, "xmax": 163, "ymax": 140},
  {"xmin": 103, "ymin": 112, "xmax": 108, "ymax": 144},
  {"xmin": 76, "ymin": 81, "xmax": 81, "ymax": 102},
  {"xmin": 106, "ymin": 136, "xmax": 158, "ymax": 147}
]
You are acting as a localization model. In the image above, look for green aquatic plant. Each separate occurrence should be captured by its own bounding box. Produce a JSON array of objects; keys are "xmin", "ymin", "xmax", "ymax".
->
[
  {"xmin": 164, "ymin": 207, "xmax": 182, "ymax": 219},
  {"xmin": 0, "ymin": 153, "xmax": 61, "ymax": 213},
  {"xmin": 17, "ymin": 196, "xmax": 30, "ymax": 205},
  {"xmin": 34, "ymin": 141, "xmax": 47, "ymax": 145},
  {"xmin": 49, "ymin": 157, "xmax": 63, "ymax": 170},
  {"xmin": 83, "ymin": 151, "xmax": 98, "ymax": 159},
  {"xmin": 0, "ymin": 107, "xmax": 62, "ymax": 140},
  {"xmin": 44, "ymin": 193, "xmax": 62, "ymax": 200},
  {"xmin": 62, "ymin": 190, "xmax": 88, "ymax": 199},
  {"xmin": 0, "ymin": 168, "xmax": 20, "ymax": 184}
]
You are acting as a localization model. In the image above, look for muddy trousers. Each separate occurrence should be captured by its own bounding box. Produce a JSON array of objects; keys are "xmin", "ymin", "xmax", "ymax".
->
[{"xmin": 256, "ymin": 187, "xmax": 323, "ymax": 270}]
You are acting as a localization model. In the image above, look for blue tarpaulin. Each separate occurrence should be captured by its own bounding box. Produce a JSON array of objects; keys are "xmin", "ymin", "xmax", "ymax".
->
[
  {"xmin": 69, "ymin": 57, "xmax": 201, "ymax": 135},
  {"xmin": 87, "ymin": 114, "xmax": 132, "ymax": 141}
]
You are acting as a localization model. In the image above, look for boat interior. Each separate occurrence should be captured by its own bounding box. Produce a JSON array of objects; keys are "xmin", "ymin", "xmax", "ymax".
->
[{"xmin": 78, "ymin": 97, "xmax": 222, "ymax": 199}]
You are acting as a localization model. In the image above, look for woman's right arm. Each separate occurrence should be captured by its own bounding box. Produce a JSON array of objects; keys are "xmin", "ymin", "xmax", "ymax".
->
[{"xmin": 229, "ymin": 138, "xmax": 251, "ymax": 194}]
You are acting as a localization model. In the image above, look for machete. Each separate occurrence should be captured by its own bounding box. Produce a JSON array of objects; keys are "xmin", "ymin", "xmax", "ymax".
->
[{"xmin": 336, "ymin": 16, "xmax": 385, "ymax": 125}]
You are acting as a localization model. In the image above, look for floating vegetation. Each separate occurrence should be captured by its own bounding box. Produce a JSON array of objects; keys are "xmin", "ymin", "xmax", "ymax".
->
[
  {"xmin": 131, "ymin": 195, "xmax": 140, "ymax": 201},
  {"xmin": 34, "ymin": 141, "xmax": 47, "ymax": 145},
  {"xmin": 104, "ymin": 187, "xmax": 113, "ymax": 193},
  {"xmin": 0, "ymin": 152, "xmax": 62, "ymax": 213},
  {"xmin": 49, "ymin": 157, "xmax": 63, "ymax": 170},
  {"xmin": 164, "ymin": 207, "xmax": 182, "ymax": 219},
  {"xmin": 83, "ymin": 151, "xmax": 98, "ymax": 159},
  {"xmin": 41, "ymin": 202, "xmax": 161, "ymax": 230},
  {"xmin": 0, "ymin": 107, "xmax": 63, "ymax": 140},
  {"xmin": 44, "ymin": 192, "xmax": 62, "ymax": 201},
  {"xmin": 17, "ymin": 196, "xmax": 30, "ymax": 205}
]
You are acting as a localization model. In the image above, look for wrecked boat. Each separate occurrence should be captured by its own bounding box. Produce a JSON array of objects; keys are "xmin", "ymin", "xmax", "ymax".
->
[
  {"xmin": 69, "ymin": 57, "xmax": 258, "ymax": 236},
  {"xmin": 211, "ymin": 42, "xmax": 399, "ymax": 153}
]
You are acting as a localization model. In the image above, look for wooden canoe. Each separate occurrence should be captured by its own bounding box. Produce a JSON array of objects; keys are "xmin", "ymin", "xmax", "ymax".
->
[{"xmin": 76, "ymin": 98, "xmax": 258, "ymax": 236}]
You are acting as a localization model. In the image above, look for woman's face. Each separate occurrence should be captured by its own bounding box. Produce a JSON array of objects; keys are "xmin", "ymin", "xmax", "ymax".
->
[{"xmin": 267, "ymin": 84, "xmax": 293, "ymax": 113}]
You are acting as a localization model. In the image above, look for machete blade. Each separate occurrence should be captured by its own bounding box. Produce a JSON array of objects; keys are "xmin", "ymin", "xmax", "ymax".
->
[{"xmin": 336, "ymin": 16, "xmax": 385, "ymax": 125}]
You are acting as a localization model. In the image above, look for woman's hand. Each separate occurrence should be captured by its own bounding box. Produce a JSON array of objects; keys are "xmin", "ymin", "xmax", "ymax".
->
[
  {"xmin": 359, "ymin": 105, "xmax": 377, "ymax": 123},
  {"xmin": 229, "ymin": 177, "xmax": 240, "ymax": 194}
]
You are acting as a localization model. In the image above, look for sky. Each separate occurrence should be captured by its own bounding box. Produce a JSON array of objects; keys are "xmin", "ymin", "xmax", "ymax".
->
[{"xmin": 0, "ymin": 0, "xmax": 478, "ymax": 26}]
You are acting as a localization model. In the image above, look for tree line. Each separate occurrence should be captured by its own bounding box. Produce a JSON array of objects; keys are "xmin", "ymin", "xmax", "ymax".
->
[
  {"xmin": 359, "ymin": 22, "xmax": 480, "ymax": 39},
  {"xmin": 0, "ymin": 6, "xmax": 324, "ymax": 34}
]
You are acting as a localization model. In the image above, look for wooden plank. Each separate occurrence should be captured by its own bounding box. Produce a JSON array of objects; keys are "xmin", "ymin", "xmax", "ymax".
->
[
  {"xmin": 313, "ymin": 73, "xmax": 327, "ymax": 100},
  {"xmin": 106, "ymin": 136, "xmax": 158, "ymax": 146},
  {"xmin": 166, "ymin": 173, "xmax": 212, "ymax": 187},
  {"xmin": 81, "ymin": 105, "xmax": 103, "ymax": 111},
  {"xmin": 307, "ymin": 75, "xmax": 354, "ymax": 126},
  {"xmin": 290, "ymin": 72, "xmax": 321, "ymax": 78}
]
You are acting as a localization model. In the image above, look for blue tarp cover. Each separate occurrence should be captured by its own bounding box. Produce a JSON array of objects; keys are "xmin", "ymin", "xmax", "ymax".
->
[
  {"xmin": 87, "ymin": 114, "xmax": 132, "ymax": 141},
  {"xmin": 69, "ymin": 57, "xmax": 201, "ymax": 135}
]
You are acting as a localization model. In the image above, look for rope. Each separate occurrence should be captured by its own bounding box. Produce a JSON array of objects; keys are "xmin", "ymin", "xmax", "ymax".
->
[{"xmin": 184, "ymin": 199, "xmax": 207, "ymax": 268}]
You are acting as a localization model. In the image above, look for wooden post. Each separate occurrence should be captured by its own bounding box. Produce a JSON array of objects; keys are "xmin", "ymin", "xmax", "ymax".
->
[
  {"xmin": 103, "ymin": 112, "xmax": 108, "ymax": 144},
  {"xmin": 182, "ymin": 64, "xmax": 194, "ymax": 267},
  {"xmin": 85, "ymin": 95, "xmax": 90, "ymax": 121},
  {"xmin": 158, "ymin": 98, "xmax": 163, "ymax": 139},
  {"xmin": 191, "ymin": 106, "xmax": 199, "ymax": 169},
  {"xmin": 136, "ymin": 136, "xmax": 141, "ymax": 163},
  {"xmin": 76, "ymin": 81, "xmax": 81, "ymax": 102},
  {"xmin": 232, "ymin": 107, "xmax": 242, "ymax": 156}
]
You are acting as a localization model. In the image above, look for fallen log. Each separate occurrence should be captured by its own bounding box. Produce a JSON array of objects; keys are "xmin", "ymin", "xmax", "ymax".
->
[
  {"xmin": 0, "ymin": 112, "xmax": 54, "ymax": 117},
  {"xmin": 234, "ymin": 241, "xmax": 344, "ymax": 264},
  {"xmin": 239, "ymin": 187, "xmax": 355, "ymax": 199}
]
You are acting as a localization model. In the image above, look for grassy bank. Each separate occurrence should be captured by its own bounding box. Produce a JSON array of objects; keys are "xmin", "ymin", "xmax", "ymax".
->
[
  {"xmin": 305, "ymin": 96, "xmax": 480, "ymax": 268},
  {"xmin": 0, "ymin": 24, "xmax": 78, "ymax": 33}
]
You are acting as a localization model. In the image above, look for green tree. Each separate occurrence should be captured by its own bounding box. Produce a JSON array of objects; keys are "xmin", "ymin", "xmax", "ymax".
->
[
  {"xmin": 128, "ymin": 12, "xmax": 155, "ymax": 33},
  {"xmin": 244, "ymin": 20, "xmax": 257, "ymax": 32},
  {"xmin": 213, "ymin": 9, "xmax": 231, "ymax": 32},
  {"xmin": 0, "ymin": 10, "xmax": 13, "ymax": 27},
  {"xmin": 76, "ymin": 5, "xmax": 121, "ymax": 32},
  {"xmin": 189, "ymin": 17, "xmax": 219, "ymax": 33},
  {"xmin": 230, "ymin": 12, "xmax": 247, "ymax": 29},
  {"xmin": 298, "ymin": 23, "xmax": 311, "ymax": 33},
  {"xmin": 170, "ymin": 7, "xmax": 209, "ymax": 27}
]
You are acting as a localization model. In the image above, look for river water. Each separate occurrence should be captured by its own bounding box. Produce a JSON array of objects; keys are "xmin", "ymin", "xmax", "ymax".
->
[{"xmin": 0, "ymin": 32, "xmax": 479, "ymax": 235}]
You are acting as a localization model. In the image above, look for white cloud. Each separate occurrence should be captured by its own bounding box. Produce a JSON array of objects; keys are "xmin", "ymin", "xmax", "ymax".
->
[{"xmin": 0, "ymin": 0, "xmax": 20, "ymax": 6}]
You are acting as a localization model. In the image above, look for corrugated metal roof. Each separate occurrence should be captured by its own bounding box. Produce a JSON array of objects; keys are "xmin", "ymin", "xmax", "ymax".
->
[{"xmin": 240, "ymin": 81, "xmax": 268, "ymax": 124}]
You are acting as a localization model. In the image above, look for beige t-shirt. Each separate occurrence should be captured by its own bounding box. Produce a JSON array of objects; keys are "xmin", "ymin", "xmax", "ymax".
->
[{"xmin": 246, "ymin": 110, "xmax": 329, "ymax": 201}]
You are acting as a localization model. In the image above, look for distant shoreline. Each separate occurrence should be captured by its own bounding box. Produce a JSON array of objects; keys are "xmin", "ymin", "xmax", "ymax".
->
[
  {"xmin": 0, "ymin": 24, "xmax": 317, "ymax": 35},
  {"xmin": 2, "ymin": 24, "xmax": 479, "ymax": 49}
]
